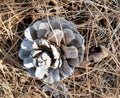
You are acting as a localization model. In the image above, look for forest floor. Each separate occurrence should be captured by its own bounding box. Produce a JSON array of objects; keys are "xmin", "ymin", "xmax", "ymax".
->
[{"xmin": 0, "ymin": 0, "xmax": 120, "ymax": 98}]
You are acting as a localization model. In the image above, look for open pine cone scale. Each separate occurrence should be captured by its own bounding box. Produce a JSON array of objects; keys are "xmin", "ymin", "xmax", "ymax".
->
[{"xmin": 19, "ymin": 17, "xmax": 85, "ymax": 83}]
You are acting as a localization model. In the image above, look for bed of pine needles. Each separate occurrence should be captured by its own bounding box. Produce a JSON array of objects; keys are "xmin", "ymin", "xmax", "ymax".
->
[{"xmin": 0, "ymin": 0, "xmax": 120, "ymax": 98}]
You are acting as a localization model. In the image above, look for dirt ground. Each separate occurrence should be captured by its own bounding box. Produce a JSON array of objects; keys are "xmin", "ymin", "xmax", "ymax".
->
[{"xmin": 0, "ymin": 0, "xmax": 120, "ymax": 98}]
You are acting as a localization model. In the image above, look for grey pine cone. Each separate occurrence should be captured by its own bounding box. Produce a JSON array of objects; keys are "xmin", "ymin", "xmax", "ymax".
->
[{"xmin": 19, "ymin": 17, "xmax": 85, "ymax": 83}]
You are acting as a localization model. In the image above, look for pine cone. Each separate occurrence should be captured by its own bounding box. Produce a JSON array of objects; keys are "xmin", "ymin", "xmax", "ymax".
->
[{"xmin": 19, "ymin": 17, "xmax": 85, "ymax": 83}]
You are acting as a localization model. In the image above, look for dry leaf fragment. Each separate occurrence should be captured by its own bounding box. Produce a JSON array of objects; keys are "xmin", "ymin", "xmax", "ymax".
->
[{"xmin": 89, "ymin": 45, "xmax": 109, "ymax": 63}]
